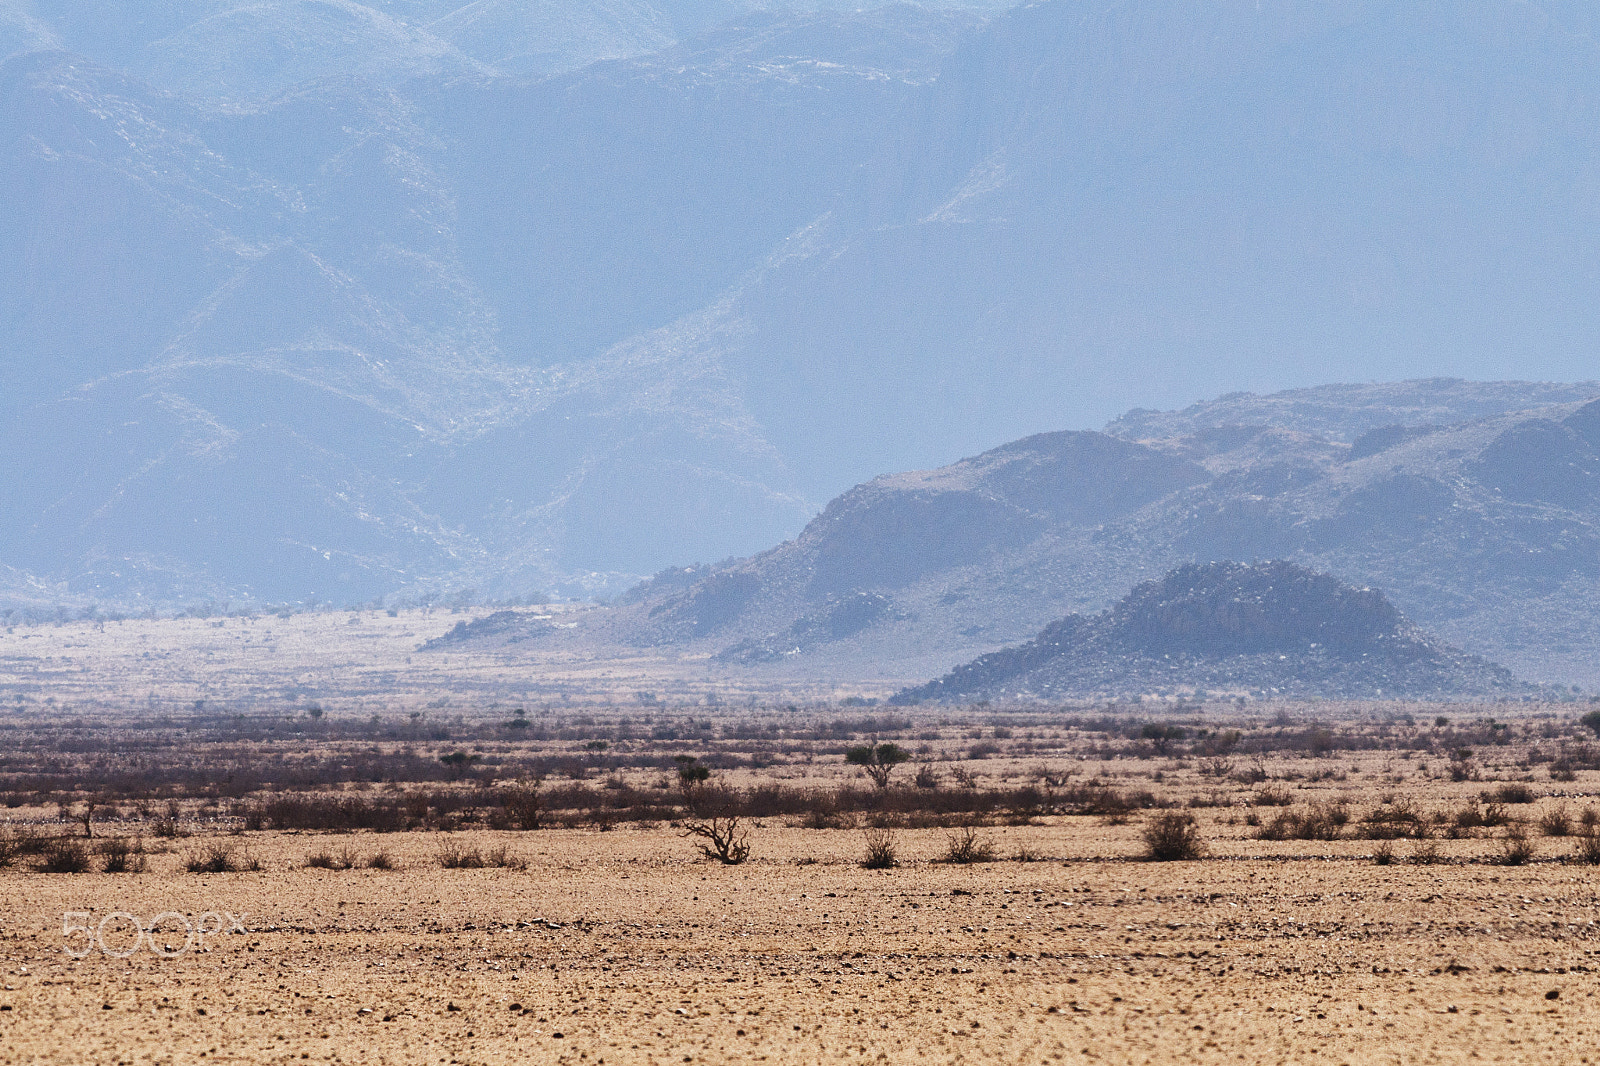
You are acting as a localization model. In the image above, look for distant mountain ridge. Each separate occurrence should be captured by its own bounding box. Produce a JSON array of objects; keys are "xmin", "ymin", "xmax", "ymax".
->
[
  {"xmin": 9, "ymin": 2, "xmax": 1600, "ymax": 613},
  {"xmin": 891, "ymin": 561, "xmax": 1530, "ymax": 702},
  {"xmin": 436, "ymin": 379, "xmax": 1600, "ymax": 690}
]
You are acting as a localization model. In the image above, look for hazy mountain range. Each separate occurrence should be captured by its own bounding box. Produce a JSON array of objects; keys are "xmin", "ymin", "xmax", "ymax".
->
[
  {"xmin": 440, "ymin": 380, "xmax": 1600, "ymax": 690},
  {"xmin": 5, "ymin": 1, "xmax": 1600, "ymax": 614}
]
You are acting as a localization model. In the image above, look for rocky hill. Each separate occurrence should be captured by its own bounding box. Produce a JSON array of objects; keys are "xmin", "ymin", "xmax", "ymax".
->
[
  {"xmin": 437, "ymin": 379, "xmax": 1600, "ymax": 689},
  {"xmin": 892, "ymin": 562, "xmax": 1529, "ymax": 702}
]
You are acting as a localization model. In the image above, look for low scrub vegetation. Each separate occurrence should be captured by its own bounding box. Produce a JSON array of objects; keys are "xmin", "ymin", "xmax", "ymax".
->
[
  {"xmin": 1538, "ymin": 805, "xmax": 1572, "ymax": 837},
  {"xmin": 859, "ymin": 826, "xmax": 899, "ymax": 869},
  {"xmin": 1496, "ymin": 826, "xmax": 1535, "ymax": 866},
  {"xmin": 1359, "ymin": 799, "xmax": 1429, "ymax": 839},
  {"xmin": 1256, "ymin": 803, "xmax": 1349, "ymax": 842},
  {"xmin": 1142, "ymin": 812, "xmax": 1206, "ymax": 861},
  {"xmin": 306, "ymin": 846, "xmax": 359, "ymax": 870},
  {"xmin": 184, "ymin": 841, "xmax": 259, "ymax": 873},
  {"xmin": 1482, "ymin": 783, "xmax": 1536, "ymax": 804},
  {"xmin": 936, "ymin": 825, "xmax": 996, "ymax": 864},
  {"xmin": 36, "ymin": 838, "xmax": 91, "ymax": 873},
  {"xmin": 3, "ymin": 699, "xmax": 1600, "ymax": 878},
  {"xmin": 98, "ymin": 836, "xmax": 147, "ymax": 873},
  {"xmin": 435, "ymin": 841, "xmax": 525, "ymax": 871}
]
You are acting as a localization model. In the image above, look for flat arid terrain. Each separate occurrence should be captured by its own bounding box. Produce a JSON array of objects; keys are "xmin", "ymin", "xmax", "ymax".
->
[
  {"xmin": 7, "ymin": 826, "xmax": 1600, "ymax": 1066},
  {"xmin": 0, "ymin": 609, "xmax": 888, "ymax": 713},
  {"xmin": 3, "ymin": 683, "xmax": 1600, "ymax": 1064}
]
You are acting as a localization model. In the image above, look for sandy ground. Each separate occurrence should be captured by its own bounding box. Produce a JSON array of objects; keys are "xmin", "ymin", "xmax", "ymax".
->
[
  {"xmin": 2, "ymin": 616, "xmax": 1597, "ymax": 1063},
  {"xmin": 3, "ymin": 824, "xmax": 1599, "ymax": 1065}
]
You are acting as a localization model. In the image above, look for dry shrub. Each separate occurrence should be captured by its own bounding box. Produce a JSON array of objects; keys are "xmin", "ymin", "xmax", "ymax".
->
[
  {"xmin": 802, "ymin": 797, "xmax": 848, "ymax": 830},
  {"xmin": 1232, "ymin": 760, "xmax": 1269, "ymax": 785},
  {"xmin": 37, "ymin": 838, "xmax": 91, "ymax": 873},
  {"xmin": 1371, "ymin": 841, "xmax": 1395, "ymax": 866},
  {"xmin": 1359, "ymin": 800, "xmax": 1428, "ymax": 840},
  {"xmin": 489, "ymin": 786, "xmax": 544, "ymax": 831},
  {"xmin": 1057, "ymin": 781, "xmax": 1156, "ymax": 816},
  {"xmin": 1141, "ymin": 812, "xmax": 1206, "ymax": 862},
  {"xmin": 1409, "ymin": 838, "xmax": 1443, "ymax": 865},
  {"xmin": 184, "ymin": 841, "xmax": 258, "ymax": 873},
  {"xmin": 1450, "ymin": 802, "xmax": 1511, "ymax": 835},
  {"xmin": 1256, "ymin": 803, "xmax": 1345, "ymax": 842},
  {"xmin": 248, "ymin": 796, "xmax": 404, "ymax": 833},
  {"xmin": 1253, "ymin": 786, "xmax": 1294, "ymax": 807},
  {"xmin": 365, "ymin": 850, "xmax": 396, "ymax": 870},
  {"xmin": 1539, "ymin": 805, "xmax": 1572, "ymax": 837},
  {"xmin": 937, "ymin": 824, "xmax": 997, "ymax": 864},
  {"xmin": 435, "ymin": 840, "xmax": 485, "ymax": 869},
  {"xmin": 1484, "ymin": 783, "xmax": 1536, "ymax": 805},
  {"xmin": 1186, "ymin": 791, "xmax": 1233, "ymax": 810},
  {"xmin": 306, "ymin": 846, "xmax": 358, "ymax": 870},
  {"xmin": 860, "ymin": 826, "xmax": 899, "ymax": 869},
  {"xmin": 433, "ymin": 840, "xmax": 525, "ymax": 869},
  {"xmin": 0, "ymin": 825, "xmax": 39, "ymax": 867},
  {"xmin": 98, "ymin": 836, "xmax": 147, "ymax": 874},
  {"xmin": 1496, "ymin": 826, "xmax": 1535, "ymax": 866},
  {"xmin": 482, "ymin": 845, "xmax": 526, "ymax": 871},
  {"xmin": 1573, "ymin": 829, "xmax": 1600, "ymax": 865}
]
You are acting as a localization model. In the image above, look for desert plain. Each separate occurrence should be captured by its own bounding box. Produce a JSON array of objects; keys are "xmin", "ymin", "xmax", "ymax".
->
[{"xmin": 0, "ymin": 612, "xmax": 1599, "ymax": 1064}]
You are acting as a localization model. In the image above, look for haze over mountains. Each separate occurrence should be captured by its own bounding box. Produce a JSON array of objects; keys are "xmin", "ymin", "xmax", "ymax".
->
[
  {"xmin": 4, "ymin": 1, "xmax": 1600, "ymax": 614},
  {"xmin": 2, "ymin": 1, "xmax": 1013, "ymax": 98},
  {"xmin": 442, "ymin": 380, "xmax": 1600, "ymax": 691}
]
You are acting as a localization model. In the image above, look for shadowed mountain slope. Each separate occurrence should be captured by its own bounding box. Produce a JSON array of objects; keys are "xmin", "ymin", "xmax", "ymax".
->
[{"xmin": 892, "ymin": 561, "xmax": 1529, "ymax": 702}]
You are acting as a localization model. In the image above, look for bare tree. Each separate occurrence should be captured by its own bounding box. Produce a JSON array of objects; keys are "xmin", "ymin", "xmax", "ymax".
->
[
  {"xmin": 683, "ymin": 815, "xmax": 750, "ymax": 865},
  {"xmin": 74, "ymin": 800, "xmax": 100, "ymax": 839},
  {"xmin": 673, "ymin": 755, "xmax": 751, "ymax": 863}
]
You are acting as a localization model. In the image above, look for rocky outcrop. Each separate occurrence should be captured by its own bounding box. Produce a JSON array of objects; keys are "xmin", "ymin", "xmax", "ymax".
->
[{"xmin": 893, "ymin": 562, "xmax": 1530, "ymax": 702}]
